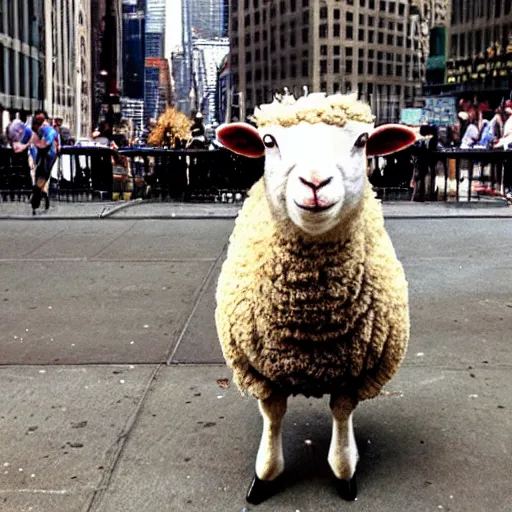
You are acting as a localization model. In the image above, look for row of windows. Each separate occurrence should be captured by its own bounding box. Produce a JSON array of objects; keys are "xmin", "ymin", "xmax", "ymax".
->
[
  {"xmin": 451, "ymin": 0, "xmax": 512, "ymax": 25},
  {"xmin": 241, "ymin": 0, "xmax": 302, "ymax": 14},
  {"xmin": 0, "ymin": 0, "xmax": 41, "ymax": 48},
  {"xmin": 243, "ymin": 82, "xmax": 413, "ymax": 108},
  {"xmin": 450, "ymin": 24, "xmax": 512, "ymax": 58},
  {"xmin": 320, "ymin": 58, "xmax": 405, "ymax": 77},
  {"xmin": 0, "ymin": 44, "xmax": 41, "ymax": 99},
  {"xmin": 319, "ymin": 24, "xmax": 407, "ymax": 47}
]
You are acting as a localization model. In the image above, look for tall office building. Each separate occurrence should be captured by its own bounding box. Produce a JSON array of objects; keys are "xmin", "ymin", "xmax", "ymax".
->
[
  {"xmin": 0, "ymin": 0, "xmax": 45, "ymax": 131},
  {"xmin": 185, "ymin": 0, "xmax": 228, "ymax": 40},
  {"xmin": 230, "ymin": 0, "xmax": 424, "ymax": 123},
  {"xmin": 145, "ymin": 0, "xmax": 167, "ymax": 120},
  {"xmin": 43, "ymin": 0, "xmax": 92, "ymax": 138},
  {"xmin": 122, "ymin": 0, "xmax": 145, "ymax": 99}
]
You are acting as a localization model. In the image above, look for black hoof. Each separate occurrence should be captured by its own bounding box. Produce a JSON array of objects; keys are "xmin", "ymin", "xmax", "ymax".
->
[
  {"xmin": 335, "ymin": 474, "xmax": 357, "ymax": 501},
  {"xmin": 246, "ymin": 474, "xmax": 279, "ymax": 505}
]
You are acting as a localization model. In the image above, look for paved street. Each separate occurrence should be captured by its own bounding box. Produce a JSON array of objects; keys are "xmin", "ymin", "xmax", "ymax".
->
[{"xmin": 0, "ymin": 217, "xmax": 511, "ymax": 512}]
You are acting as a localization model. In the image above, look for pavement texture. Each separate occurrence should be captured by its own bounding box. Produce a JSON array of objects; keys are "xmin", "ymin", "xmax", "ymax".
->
[
  {"xmin": 0, "ymin": 217, "xmax": 511, "ymax": 512},
  {"xmin": 0, "ymin": 196, "xmax": 511, "ymax": 220}
]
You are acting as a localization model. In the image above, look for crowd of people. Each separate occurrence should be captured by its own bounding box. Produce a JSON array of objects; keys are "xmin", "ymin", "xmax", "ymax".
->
[
  {"xmin": 5, "ymin": 112, "xmax": 61, "ymax": 214},
  {"xmin": 456, "ymin": 98, "xmax": 512, "ymax": 150}
]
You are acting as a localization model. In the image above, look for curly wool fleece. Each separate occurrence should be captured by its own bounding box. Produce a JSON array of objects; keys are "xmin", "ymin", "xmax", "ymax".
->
[
  {"xmin": 252, "ymin": 93, "xmax": 375, "ymax": 128},
  {"xmin": 215, "ymin": 180, "xmax": 409, "ymax": 401}
]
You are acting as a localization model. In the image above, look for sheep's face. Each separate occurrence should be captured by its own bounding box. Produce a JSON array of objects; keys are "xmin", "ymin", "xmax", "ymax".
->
[
  {"xmin": 260, "ymin": 122, "xmax": 371, "ymax": 235},
  {"xmin": 217, "ymin": 120, "xmax": 416, "ymax": 236}
]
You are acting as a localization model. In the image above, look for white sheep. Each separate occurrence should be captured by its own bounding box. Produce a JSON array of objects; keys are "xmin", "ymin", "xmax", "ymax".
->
[{"xmin": 215, "ymin": 93, "xmax": 416, "ymax": 504}]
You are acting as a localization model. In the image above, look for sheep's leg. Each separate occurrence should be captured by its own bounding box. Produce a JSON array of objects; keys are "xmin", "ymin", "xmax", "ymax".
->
[
  {"xmin": 328, "ymin": 393, "xmax": 359, "ymax": 501},
  {"xmin": 246, "ymin": 394, "xmax": 287, "ymax": 505}
]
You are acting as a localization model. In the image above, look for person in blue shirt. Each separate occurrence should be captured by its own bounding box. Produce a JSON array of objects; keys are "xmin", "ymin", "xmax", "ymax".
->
[{"xmin": 30, "ymin": 111, "xmax": 59, "ymax": 214}]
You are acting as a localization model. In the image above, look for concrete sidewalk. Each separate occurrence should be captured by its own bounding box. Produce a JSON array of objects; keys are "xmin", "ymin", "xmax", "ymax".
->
[
  {"xmin": 0, "ymin": 196, "xmax": 511, "ymax": 220},
  {"xmin": 0, "ymin": 218, "xmax": 511, "ymax": 512}
]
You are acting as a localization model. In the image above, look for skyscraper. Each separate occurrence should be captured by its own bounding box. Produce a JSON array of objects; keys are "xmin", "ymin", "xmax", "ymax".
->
[
  {"xmin": 122, "ymin": 0, "xmax": 145, "ymax": 99},
  {"xmin": 145, "ymin": 0, "xmax": 167, "ymax": 120}
]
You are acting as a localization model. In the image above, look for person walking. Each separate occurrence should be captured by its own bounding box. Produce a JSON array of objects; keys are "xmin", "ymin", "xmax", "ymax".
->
[{"xmin": 30, "ymin": 111, "xmax": 59, "ymax": 214}]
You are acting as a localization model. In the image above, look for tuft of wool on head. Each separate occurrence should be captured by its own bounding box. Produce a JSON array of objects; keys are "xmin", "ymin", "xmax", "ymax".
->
[{"xmin": 252, "ymin": 92, "xmax": 375, "ymax": 129}]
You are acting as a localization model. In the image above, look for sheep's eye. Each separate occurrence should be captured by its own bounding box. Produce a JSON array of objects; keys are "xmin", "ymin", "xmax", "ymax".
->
[
  {"xmin": 354, "ymin": 133, "xmax": 369, "ymax": 149},
  {"xmin": 263, "ymin": 134, "xmax": 277, "ymax": 149}
]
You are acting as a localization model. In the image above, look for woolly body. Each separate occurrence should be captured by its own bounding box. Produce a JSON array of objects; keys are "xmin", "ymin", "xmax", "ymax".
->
[{"xmin": 215, "ymin": 178, "xmax": 409, "ymax": 401}]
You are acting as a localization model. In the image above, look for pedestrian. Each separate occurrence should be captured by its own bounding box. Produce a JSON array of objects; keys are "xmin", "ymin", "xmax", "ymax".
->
[
  {"xmin": 460, "ymin": 109, "xmax": 480, "ymax": 149},
  {"xmin": 6, "ymin": 119, "xmax": 33, "ymax": 153},
  {"xmin": 30, "ymin": 111, "xmax": 59, "ymax": 214}
]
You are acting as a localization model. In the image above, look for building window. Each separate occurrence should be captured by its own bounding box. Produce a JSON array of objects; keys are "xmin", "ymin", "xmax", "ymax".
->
[
  {"xmin": 387, "ymin": 63, "xmax": 393, "ymax": 75},
  {"xmin": 302, "ymin": 60, "xmax": 309, "ymax": 76},
  {"xmin": 368, "ymin": 30, "xmax": 374, "ymax": 43},
  {"xmin": 388, "ymin": 1, "xmax": 396, "ymax": 13},
  {"xmin": 346, "ymin": 59, "xmax": 353, "ymax": 73},
  {"xmin": 358, "ymin": 61, "xmax": 364, "ymax": 74},
  {"xmin": 378, "ymin": 32, "xmax": 384, "ymax": 44},
  {"xmin": 320, "ymin": 60, "xmax": 328, "ymax": 74},
  {"xmin": 334, "ymin": 45, "xmax": 340, "ymax": 55},
  {"xmin": 334, "ymin": 9, "xmax": 341, "ymax": 19},
  {"xmin": 346, "ymin": 47, "xmax": 353, "ymax": 57},
  {"xmin": 321, "ymin": 45, "xmax": 328, "ymax": 55},
  {"xmin": 380, "ymin": 1, "xmax": 386, "ymax": 11},
  {"xmin": 333, "ymin": 59, "xmax": 340, "ymax": 72},
  {"xmin": 246, "ymin": 51, "xmax": 252, "ymax": 63},
  {"xmin": 319, "ymin": 24, "xmax": 328, "ymax": 38},
  {"xmin": 398, "ymin": 3, "xmax": 405, "ymax": 15},
  {"xmin": 346, "ymin": 12, "xmax": 353, "ymax": 22},
  {"xmin": 368, "ymin": 61, "xmax": 374, "ymax": 73},
  {"xmin": 377, "ymin": 62, "xmax": 383, "ymax": 75},
  {"xmin": 387, "ymin": 34, "xmax": 394, "ymax": 45},
  {"xmin": 302, "ymin": 0, "xmax": 308, "ymax": 6},
  {"xmin": 333, "ymin": 24, "xmax": 341, "ymax": 37},
  {"xmin": 320, "ymin": 6, "xmax": 328, "ymax": 18},
  {"xmin": 346, "ymin": 26, "xmax": 353, "ymax": 39},
  {"xmin": 396, "ymin": 65, "xmax": 403, "ymax": 76},
  {"xmin": 302, "ymin": 28, "xmax": 309, "ymax": 43},
  {"xmin": 358, "ymin": 29, "xmax": 364, "ymax": 41}
]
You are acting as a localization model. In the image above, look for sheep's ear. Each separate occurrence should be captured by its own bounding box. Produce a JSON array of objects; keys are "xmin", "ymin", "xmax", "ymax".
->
[
  {"xmin": 366, "ymin": 124, "xmax": 417, "ymax": 157},
  {"xmin": 216, "ymin": 122, "xmax": 265, "ymax": 158}
]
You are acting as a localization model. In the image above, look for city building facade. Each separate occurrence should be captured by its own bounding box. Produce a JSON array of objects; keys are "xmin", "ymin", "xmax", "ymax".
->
[
  {"xmin": 145, "ymin": 0, "xmax": 166, "ymax": 120},
  {"xmin": 43, "ymin": 0, "xmax": 93, "ymax": 138},
  {"xmin": 230, "ymin": 0, "xmax": 425, "ymax": 123},
  {"xmin": 423, "ymin": 0, "xmax": 512, "ymax": 99},
  {"xmin": 173, "ymin": 0, "xmax": 229, "ymax": 119},
  {"xmin": 122, "ymin": 0, "xmax": 145, "ymax": 100},
  {"xmin": 0, "ymin": 0, "xmax": 45, "ymax": 131}
]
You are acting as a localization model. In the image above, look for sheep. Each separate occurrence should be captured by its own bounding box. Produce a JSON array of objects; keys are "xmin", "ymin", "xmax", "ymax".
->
[{"xmin": 215, "ymin": 92, "xmax": 416, "ymax": 505}]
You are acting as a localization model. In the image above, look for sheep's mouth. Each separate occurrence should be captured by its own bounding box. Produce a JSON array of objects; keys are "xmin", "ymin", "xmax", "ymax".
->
[{"xmin": 294, "ymin": 201, "xmax": 336, "ymax": 213}]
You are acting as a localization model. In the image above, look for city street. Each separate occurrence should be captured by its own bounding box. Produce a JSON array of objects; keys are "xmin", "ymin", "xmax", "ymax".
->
[{"xmin": 0, "ymin": 216, "xmax": 511, "ymax": 512}]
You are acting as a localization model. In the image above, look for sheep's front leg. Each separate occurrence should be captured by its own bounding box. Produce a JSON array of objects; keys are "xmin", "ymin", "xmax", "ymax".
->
[
  {"xmin": 328, "ymin": 393, "xmax": 359, "ymax": 501},
  {"xmin": 246, "ymin": 394, "xmax": 287, "ymax": 505}
]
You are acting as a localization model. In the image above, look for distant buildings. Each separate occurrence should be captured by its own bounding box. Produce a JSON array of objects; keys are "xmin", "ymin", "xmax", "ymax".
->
[
  {"xmin": 173, "ymin": 0, "xmax": 230, "ymax": 121},
  {"xmin": 122, "ymin": 0, "xmax": 145, "ymax": 100},
  {"xmin": 230, "ymin": 0, "xmax": 424, "ymax": 123},
  {"xmin": 144, "ymin": 0, "xmax": 169, "ymax": 120}
]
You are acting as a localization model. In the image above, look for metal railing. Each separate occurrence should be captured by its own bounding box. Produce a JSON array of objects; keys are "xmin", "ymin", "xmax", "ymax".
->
[{"xmin": 1, "ymin": 145, "xmax": 510, "ymax": 204}]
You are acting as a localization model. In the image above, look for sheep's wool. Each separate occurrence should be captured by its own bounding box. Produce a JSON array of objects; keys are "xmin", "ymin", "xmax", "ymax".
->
[
  {"xmin": 252, "ymin": 92, "xmax": 375, "ymax": 128},
  {"xmin": 215, "ymin": 179, "xmax": 410, "ymax": 401}
]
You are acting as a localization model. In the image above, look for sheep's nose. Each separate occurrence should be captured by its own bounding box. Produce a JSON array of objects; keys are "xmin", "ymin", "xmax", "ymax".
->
[{"xmin": 299, "ymin": 176, "xmax": 333, "ymax": 191}]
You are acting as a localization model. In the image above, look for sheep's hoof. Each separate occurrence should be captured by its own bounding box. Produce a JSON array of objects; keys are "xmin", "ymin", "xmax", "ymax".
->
[
  {"xmin": 246, "ymin": 474, "xmax": 279, "ymax": 505},
  {"xmin": 335, "ymin": 474, "xmax": 357, "ymax": 501}
]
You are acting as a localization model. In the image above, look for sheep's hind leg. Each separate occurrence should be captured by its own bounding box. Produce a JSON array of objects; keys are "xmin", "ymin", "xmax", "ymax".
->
[
  {"xmin": 328, "ymin": 393, "xmax": 359, "ymax": 501},
  {"xmin": 246, "ymin": 394, "xmax": 287, "ymax": 505}
]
